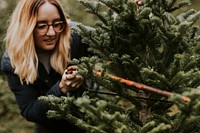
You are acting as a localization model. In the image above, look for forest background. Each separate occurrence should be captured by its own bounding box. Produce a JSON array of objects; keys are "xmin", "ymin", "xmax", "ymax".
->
[{"xmin": 0, "ymin": 0, "xmax": 199, "ymax": 133}]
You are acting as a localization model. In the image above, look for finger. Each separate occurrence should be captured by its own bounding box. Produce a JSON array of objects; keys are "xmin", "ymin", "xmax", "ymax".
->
[
  {"xmin": 69, "ymin": 75, "xmax": 84, "ymax": 88},
  {"xmin": 66, "ymin": 70, "xmax": 78, "ymax": 79},
  {"xmin": 62, "ymin": 70, "xmax": 68, "ymax": 81},
  {"xmin": 67, "ymin": 66, "xmax": 78, "ymax": 72},
  {"xmin": 63, "ymin": 75, "xmax": 83, "ymax": 88},
  {"xmin": 70, "ymin": 75, "xmax": 84, "ymax": 85},
  {"xmin": 72, "ymin": 79, "xmax": 84, "ymax": 89},
  {"xmin": 76, "ymin": 81, "xmax": 84, "ymax": 88}
]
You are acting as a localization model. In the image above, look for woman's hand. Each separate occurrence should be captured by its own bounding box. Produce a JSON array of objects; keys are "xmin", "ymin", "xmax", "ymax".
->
[{"xmin": 59, "ymin": 66, "xmax": 84, "ymax": 94}]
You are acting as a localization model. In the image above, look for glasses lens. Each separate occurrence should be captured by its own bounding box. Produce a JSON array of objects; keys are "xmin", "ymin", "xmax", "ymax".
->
[
  {"xmin": 36, "ymin": 23, "xmax": 48, "ymax": 35},
  {"xmin": 53, "ymin": 21, "xmax": 65, "ymax": 32}
]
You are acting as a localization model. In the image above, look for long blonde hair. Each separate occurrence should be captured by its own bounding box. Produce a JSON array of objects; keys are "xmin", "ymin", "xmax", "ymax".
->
[{"xmin": 5, "ymin": 0, "xmax": 71, "ymax": 84}]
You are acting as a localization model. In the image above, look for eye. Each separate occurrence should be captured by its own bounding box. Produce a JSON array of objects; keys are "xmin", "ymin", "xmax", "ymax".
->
[
  {"xmin": 53, "ymin": 21, "xmax": 64, "ymax": 28},
  {"xmin": 53, "ymin": 21, "xmax": 65, "ymax": 32},
  {"xmin": 36, "ymin": 23, "xmax": 48, "ymax": 29}
]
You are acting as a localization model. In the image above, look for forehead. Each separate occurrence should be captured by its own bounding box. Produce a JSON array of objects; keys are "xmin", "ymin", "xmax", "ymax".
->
[{"xmin": 37, "ymin": 3, "xmax": 61, "ymax": 22}]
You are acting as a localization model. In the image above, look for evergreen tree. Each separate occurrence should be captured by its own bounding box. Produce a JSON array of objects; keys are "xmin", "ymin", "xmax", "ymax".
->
[{"xmin": 39, "ymin": 0, "xmax": 200, "ymax": 132}]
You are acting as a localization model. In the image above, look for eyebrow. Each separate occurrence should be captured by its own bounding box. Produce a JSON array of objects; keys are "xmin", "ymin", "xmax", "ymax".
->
[{"xmin": 36, "ymin": 18, "xmax": 62, "ymax": 23}]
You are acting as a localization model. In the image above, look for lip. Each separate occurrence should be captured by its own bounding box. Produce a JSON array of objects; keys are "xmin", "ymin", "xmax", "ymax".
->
[{"xmin": 44, "ymin": 38, "xmax": 55, "ymax": 43}]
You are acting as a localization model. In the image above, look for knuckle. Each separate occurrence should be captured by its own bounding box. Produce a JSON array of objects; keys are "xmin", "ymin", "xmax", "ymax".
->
[
  {"xmin": 66, "ymin": 81, "xmax": 71, "ymax": 86},
  {"xmin": 71, "ymin": 84, "xmax": 76, "ymax": 88}
]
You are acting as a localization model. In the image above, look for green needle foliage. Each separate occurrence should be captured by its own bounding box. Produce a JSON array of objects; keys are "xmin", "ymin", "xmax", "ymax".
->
[{"xmin": 39, "ymin": 0, "xmax": 200, "ymax": 132}]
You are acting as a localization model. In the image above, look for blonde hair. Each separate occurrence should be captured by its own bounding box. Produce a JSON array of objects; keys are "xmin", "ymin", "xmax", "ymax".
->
[{"xmin": 5, "ymin": 0, "xmax": 71, "ymax": 84}]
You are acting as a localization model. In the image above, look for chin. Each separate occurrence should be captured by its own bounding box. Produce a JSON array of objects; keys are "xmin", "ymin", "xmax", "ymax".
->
[
  {"xmin": 41, "ymin": 45, "xmax": 55, "ymax": 51},
  {"xmin": 45, "ymin": 46, "xmax": 56, "ymax": 51},
  {"xmin": 44, "ymin": 42, "xmax": 56, "ymax": 49}
]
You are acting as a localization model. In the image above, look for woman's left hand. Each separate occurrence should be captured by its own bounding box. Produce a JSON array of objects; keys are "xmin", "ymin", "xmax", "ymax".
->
[{"xmin": 59, "ymin": 66, "xmax": 84, "ymax": 94}]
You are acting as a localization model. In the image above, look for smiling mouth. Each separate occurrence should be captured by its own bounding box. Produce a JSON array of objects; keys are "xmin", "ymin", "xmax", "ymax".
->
[
  {"xmin": 45, "ymin": 39, "xmax": 54, "ymax": 42},
  {"xmin": 44, "ymin": 39, "xmax": 55, "ymax": 44}
]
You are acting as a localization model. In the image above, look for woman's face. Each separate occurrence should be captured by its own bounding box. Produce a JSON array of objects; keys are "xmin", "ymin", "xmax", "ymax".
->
[{"xmin": 34, "ymin": 3, "xmax": 63, "ymax": 52}]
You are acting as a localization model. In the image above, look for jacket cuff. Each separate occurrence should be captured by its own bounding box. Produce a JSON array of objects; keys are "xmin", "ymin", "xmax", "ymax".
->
[{"xmin": 46, "ymin": 81, "xmax": 65, "ymax": 96}]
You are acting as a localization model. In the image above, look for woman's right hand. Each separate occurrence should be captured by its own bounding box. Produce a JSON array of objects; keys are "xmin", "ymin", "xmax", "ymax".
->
[{"xmin": 59, "ymin": 66, "xmax": 84, "ymax": 94}]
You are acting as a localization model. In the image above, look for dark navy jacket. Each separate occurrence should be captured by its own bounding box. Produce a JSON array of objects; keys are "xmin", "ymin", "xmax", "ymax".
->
[{"xmin": 1, "ymin": 22, "xmax": 88, "ymax": 133}]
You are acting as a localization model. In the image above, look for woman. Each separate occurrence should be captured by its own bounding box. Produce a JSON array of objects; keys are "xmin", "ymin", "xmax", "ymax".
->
[{"xmin": 1, "ymin": 0, "xmax": 88, "ymax": 132}]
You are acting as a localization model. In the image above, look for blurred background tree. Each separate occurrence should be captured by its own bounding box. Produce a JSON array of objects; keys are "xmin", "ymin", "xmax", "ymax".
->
[{"xmin": 0, "ymin": 0, "xmax": 199, "ymax": 133}]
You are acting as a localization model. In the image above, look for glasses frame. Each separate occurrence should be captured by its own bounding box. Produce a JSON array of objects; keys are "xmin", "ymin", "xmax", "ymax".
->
[{"xmin": 35, "ymin": 21, "xmax": 66, "ymax": 35}]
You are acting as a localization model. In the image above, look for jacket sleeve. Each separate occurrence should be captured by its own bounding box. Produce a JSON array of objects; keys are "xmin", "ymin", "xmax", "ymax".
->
[
  {"xmin": 69, "ymin": 21, "xmax": 93, "ymax": 59},
  {"xmin": 0, "ymin": 53, "xmax": 64, "ymax": 124}
]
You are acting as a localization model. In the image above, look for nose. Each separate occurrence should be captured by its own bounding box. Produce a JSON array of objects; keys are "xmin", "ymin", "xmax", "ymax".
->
[{"xmin": 46, "ymin": 25, "xmax": 55, "ymax": 36}]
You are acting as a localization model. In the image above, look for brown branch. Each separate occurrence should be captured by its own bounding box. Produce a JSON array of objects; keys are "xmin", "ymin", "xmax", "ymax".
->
[{"xmin": 95, "ymin": 71, "xmax": 191, "ymax": 102}]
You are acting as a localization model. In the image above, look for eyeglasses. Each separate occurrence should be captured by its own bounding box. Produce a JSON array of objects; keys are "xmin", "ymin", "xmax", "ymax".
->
[{"xmin": 35, "ymin": 21, "xmax": 65, "ymax": 35}]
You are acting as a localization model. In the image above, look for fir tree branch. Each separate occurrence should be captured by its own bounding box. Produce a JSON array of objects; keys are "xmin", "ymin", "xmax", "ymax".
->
[{"xmin": 95, "ymin": 71, "xmax": 191, "ymax": 102}]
